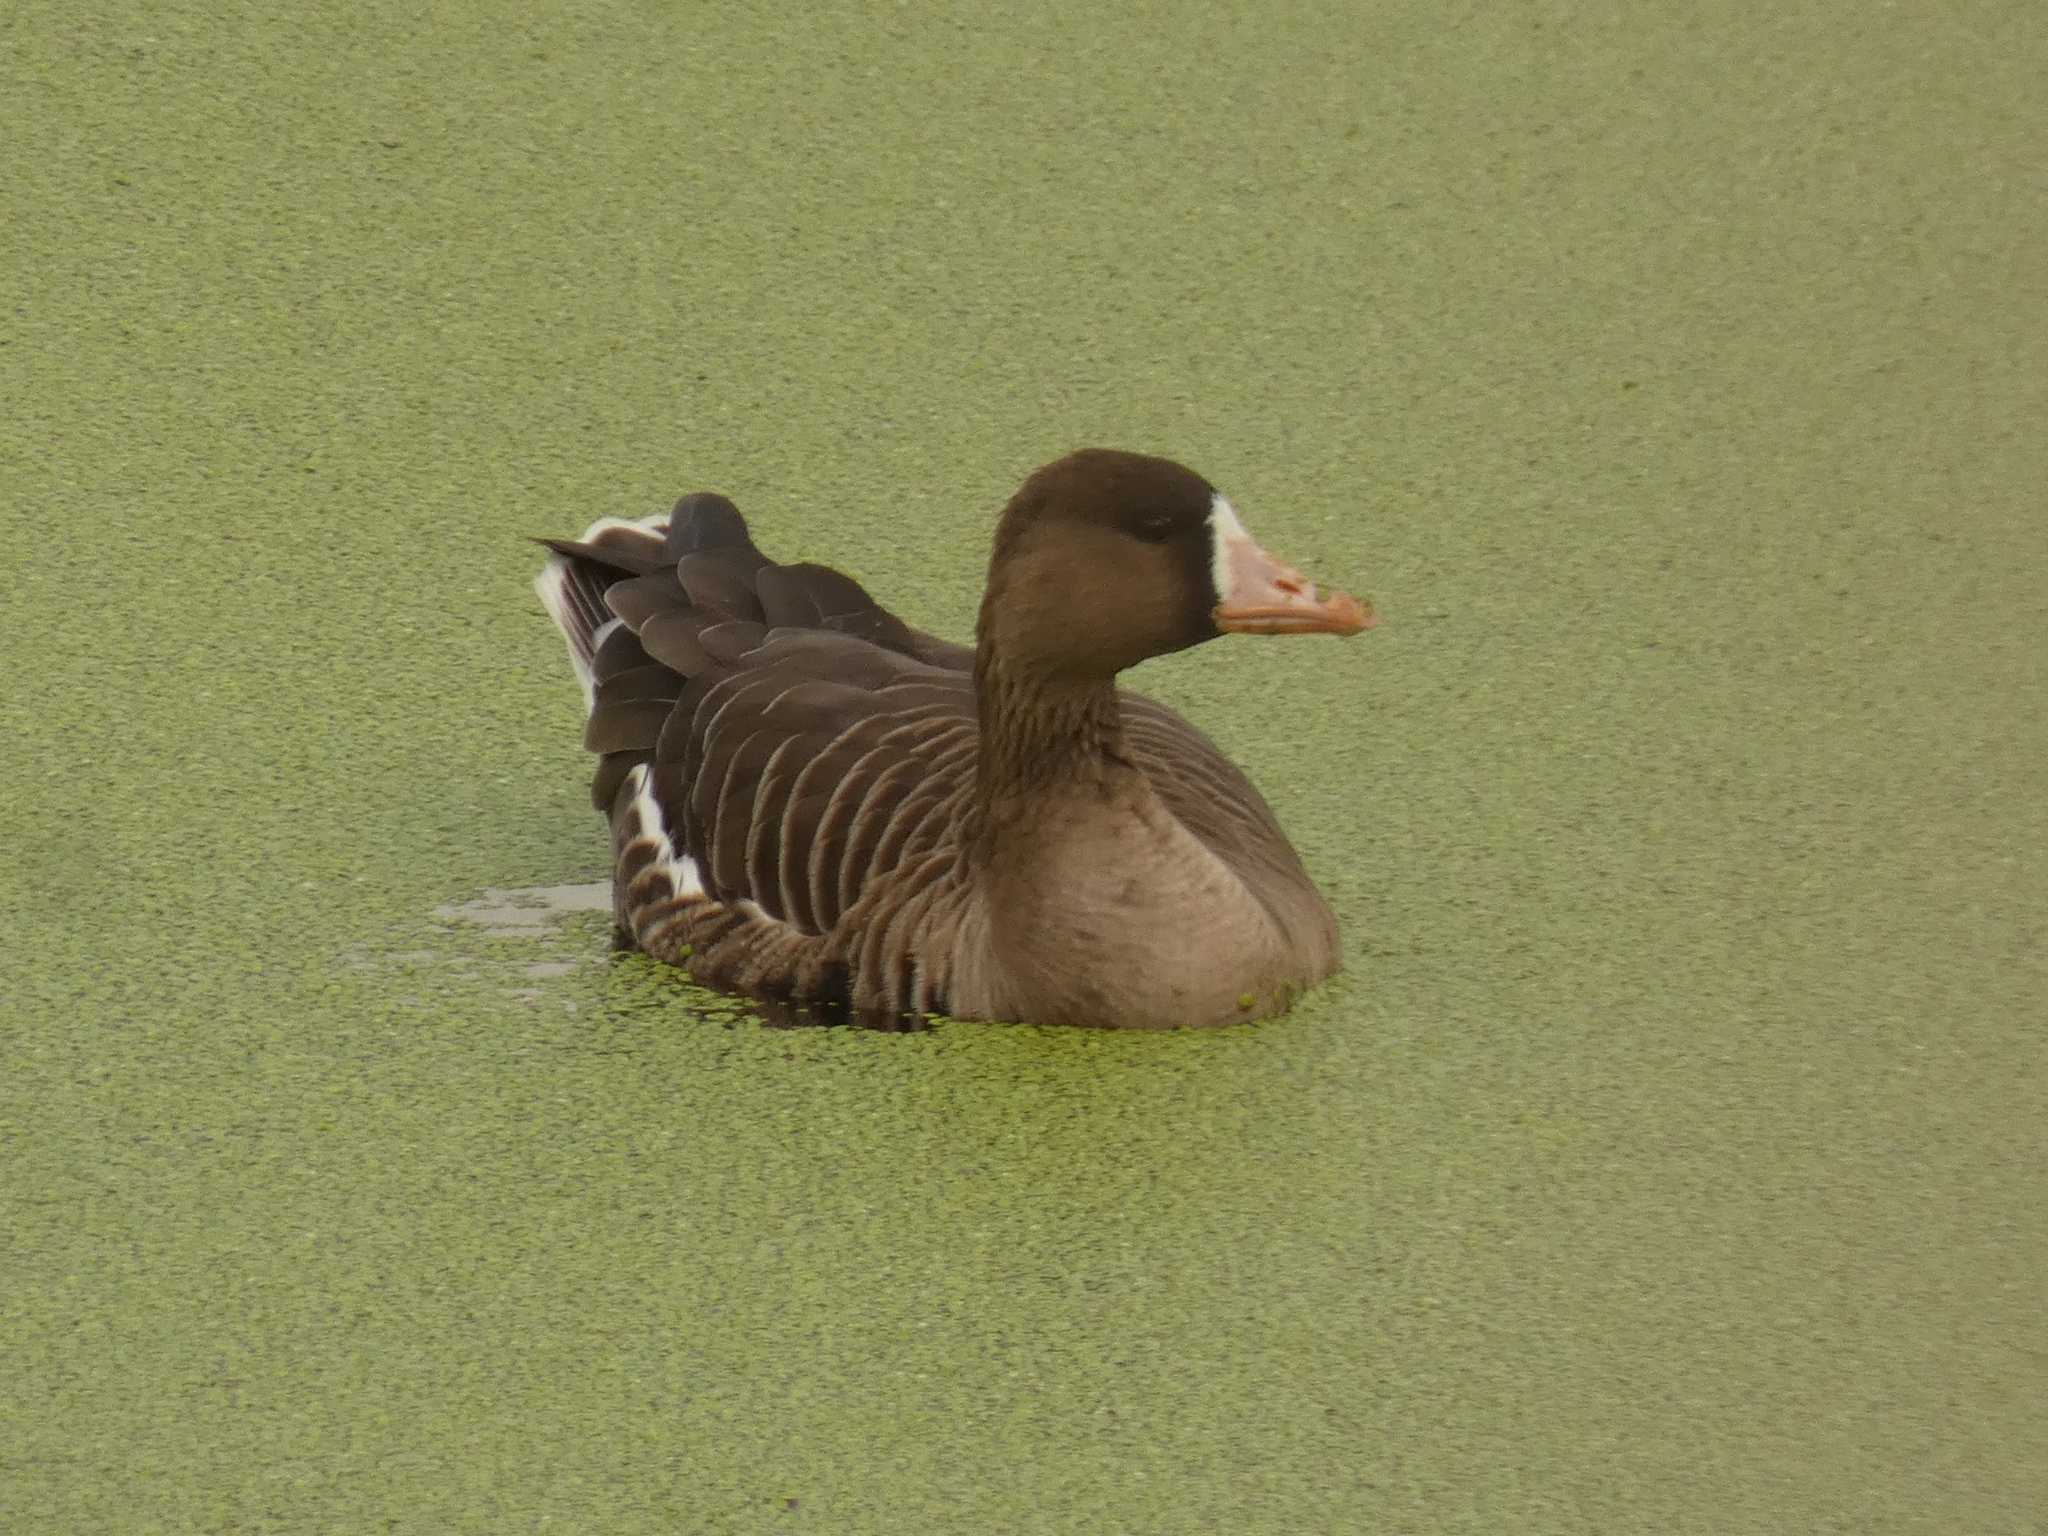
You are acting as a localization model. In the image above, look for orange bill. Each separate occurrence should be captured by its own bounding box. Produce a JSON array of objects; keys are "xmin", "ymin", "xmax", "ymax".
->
[{"xmin": 1212, "ymin": 521, "xmax": 1375, "ymax": 636}]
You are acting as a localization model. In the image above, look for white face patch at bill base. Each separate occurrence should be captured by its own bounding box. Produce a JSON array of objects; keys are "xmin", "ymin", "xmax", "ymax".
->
[{"xmin": 1207, "ymin": 492, "xmax": 1252, "ymax": 604}]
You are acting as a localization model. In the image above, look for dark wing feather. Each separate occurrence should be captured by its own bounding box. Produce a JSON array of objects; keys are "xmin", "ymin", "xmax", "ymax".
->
[
  {"xmin": 637, "ymin": 610, "xmax": 714, "ymax": 676},
  {"xmin": 584, "ymin": 697, "xmax": 680, "ymax": 755},
  {"xmin": 591, "ymin": 619, "xmax": 656, "ymax": 684},
  {"xmin": 594, "ymin": 662, "xmax": 683, "ymax": 704},
  {"xmin": 678, "ymin": 552, "xmax": 765, "ymax": 619},
  {"xmin": 759, "ymin": 562, "xmax": 925, "ymax": 653},
  {"xmin": 603, "ymin": 574, "xmax": 686, "ymax": 629},
  {"xmin": 662, "ymin": 493, "xmax": 760, "ymax": 564}
]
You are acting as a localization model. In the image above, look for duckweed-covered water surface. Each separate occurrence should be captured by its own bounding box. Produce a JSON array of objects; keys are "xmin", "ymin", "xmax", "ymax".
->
[{"xmin": 5, "ymin": 2, "xmax": 2043, "ymax": 1530}]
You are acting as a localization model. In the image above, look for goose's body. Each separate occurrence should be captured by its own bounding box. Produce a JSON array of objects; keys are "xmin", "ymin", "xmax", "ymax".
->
[{"xmin": 535, "ymin": 450, "xmax": 1372, "ymax": 1029}]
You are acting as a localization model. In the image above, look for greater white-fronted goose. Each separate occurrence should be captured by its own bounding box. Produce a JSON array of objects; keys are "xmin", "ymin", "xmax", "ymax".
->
[{"xmin": 535, "ymin": 449, "xmax": 1373, "ymax": 1029}]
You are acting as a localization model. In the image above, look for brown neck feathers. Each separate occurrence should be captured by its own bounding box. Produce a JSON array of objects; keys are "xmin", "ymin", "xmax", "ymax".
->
[{"xmin": 967, "ymin": 642, "xmax": 1125, "ymax": 856}]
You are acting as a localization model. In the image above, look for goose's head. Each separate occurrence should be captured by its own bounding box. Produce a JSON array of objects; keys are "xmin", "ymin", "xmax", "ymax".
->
[{"xmin": 979, "ymin": 448, "xmax": 1374, "ymax": 678}]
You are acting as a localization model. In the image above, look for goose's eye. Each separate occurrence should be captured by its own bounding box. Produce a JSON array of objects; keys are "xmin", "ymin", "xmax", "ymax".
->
[{"xmin": 1132, "ymin": 512, "xmax": 1178, "ymax": 544}]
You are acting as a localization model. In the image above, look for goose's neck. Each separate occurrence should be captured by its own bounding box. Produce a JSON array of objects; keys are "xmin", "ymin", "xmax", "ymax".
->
[{"xmin": 968, "ymin": 643, "xmax": 1127, "ymax": 854}]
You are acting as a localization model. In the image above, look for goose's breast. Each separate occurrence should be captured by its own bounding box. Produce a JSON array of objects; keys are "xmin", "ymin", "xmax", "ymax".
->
[{"xmin": 958, "ymin": 797, "xmax": 1311, "ymax": 1029}]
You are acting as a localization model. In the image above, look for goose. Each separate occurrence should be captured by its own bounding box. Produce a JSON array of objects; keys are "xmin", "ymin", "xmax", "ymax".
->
[{"xmin": 535, "ymin": 449, "xmax": 1374, "ymax": 1029}]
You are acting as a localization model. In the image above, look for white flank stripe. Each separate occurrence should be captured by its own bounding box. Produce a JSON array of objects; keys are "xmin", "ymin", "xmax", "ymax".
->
[{"xmin": 624, "ymin": 764, "xmax": 706, "ymax": 903}]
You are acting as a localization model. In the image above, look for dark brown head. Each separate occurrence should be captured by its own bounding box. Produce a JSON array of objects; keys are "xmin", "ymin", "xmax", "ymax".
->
[{"xmin": 976, "ymin": 448, "xmax": 1373, "ymax": 678}]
